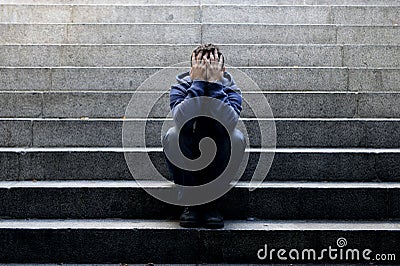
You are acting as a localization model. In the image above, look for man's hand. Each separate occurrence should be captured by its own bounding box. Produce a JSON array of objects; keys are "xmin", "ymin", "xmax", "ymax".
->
[
  {"xmin": 190, "ymin": 50, "xmax": 224, "ymax": 83},
  {"xmin": 204, "ymin": 49, "xmax": 224, "ymax": 83},
  {"xmin": 189, "ymin": 51, "xmax": 207, "ymax": 81}
]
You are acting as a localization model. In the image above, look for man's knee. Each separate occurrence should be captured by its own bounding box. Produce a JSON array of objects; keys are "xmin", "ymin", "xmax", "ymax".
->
[
  {"xmin": 162, "ymin": 127, "xmax": 178, "ymax": 147},
  {"xmin": 231, "ymin": 128, "xmax": 246, "ymax": 150}
]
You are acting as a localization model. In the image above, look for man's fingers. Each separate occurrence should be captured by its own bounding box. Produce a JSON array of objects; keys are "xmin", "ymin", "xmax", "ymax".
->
[
  {"xmin": 210, "ymin": 51, "xmax": 214, "ymax": 62},
  {"xmin": 196, "ymin": 51, "xmax": 203, "ymax": 64},
  {"xmin": 191, "ymin": 52, "xmax": 196, "ymax": 66},
  {"xmin": 203, "ymin": 55, "xmax": 210, "ymax": 65},
  {"xmin": 214, "ymin": 50, "xmax": 218, "ymax": 62},
  {"xmin": 218, "ymin": 54, "xmax": 224, "ymax": 68}
]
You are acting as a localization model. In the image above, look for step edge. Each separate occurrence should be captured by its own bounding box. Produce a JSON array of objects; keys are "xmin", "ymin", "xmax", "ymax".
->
[{"xmin": 0, "ymin": 218, "xmax": 399, "ymax": 230}]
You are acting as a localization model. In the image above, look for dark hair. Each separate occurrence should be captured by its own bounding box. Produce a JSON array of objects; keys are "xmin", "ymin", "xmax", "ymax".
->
[{"xmin": 191, "ymin": 43, "xmax": 224, "ymax": 67}]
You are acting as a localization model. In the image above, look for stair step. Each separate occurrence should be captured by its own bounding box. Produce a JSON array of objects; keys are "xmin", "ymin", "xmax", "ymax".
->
[
  {"xmin": 1, "ymin": 91, "xmax": 400, "ymax": 118},
  {"xmin": 0, "ymin": 147, "xmax": 399, "ymax": 182},
  {"xmin": 0, "ymin": 0, "xmax": 198, "ymax": 4},
  {"xmin": 2, "ymin": 66, "xmax": 400, "ymax": 92},
  {"xmin": 0, "ymin": 180, "xmax": 399, "ymax": 220},
  {"xmin": 0, "ymin": 23, "xmax": 201, "ymax": 45},
  {"xmin": 1, "ymin": 5, "xmax": 399, "ymax": 25},
  {"xmin": 205, "ymin": 24, "xmax": 400, "ymax": 45},
  {"xmin": 0, "ymin": 5, "xmax": 201, "ymax": 23},
  {"xmin": 202, "ymin": 5, "xmax": 400, "ymax": 25},
  {"xmin": 3, "ymin": 0, "xmax": 400, "ymax": 5},
  {"xmin": 0, "ymin": 218, "xmax": 398, "ymax": 263},
  {"xmin": 1, "ymin": 44, "xmax": 399, "ymax": 67},
  {"xmin": 204, "ymin": 0, "xmax": 400, "ymax": 5},
  {"xmin": 0, "ymin": 44, "xmax": 340, "ymax": 67},
  {"xmin": 0, "ymin": 118, "xmax": 397, "ymax": 148},
  {"xmin": 1, "ymin": 24, "xmax": 399, "ymax": 45}
]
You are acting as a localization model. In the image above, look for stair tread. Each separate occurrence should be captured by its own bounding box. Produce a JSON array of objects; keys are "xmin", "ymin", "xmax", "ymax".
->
[
  {"xmin": 0, "ymin": 180, "xmax": 399, "ymax": 188},
  {"xmin": 1, "ymin": 146, "xmax": 400, "ymax": 152},
  {"xmin": 1, "ymin": 218, "xmax": 399, "ymax": 230}
]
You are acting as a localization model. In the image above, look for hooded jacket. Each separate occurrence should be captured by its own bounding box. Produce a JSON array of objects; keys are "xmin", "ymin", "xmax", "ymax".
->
[{"xmin": 170, "ymin": 70, "xmax": 242, "ymax": 133}]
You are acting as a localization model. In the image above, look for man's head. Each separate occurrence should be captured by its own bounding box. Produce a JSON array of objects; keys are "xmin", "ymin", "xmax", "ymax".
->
[{"xmin": 191, "ymin": 43, "xmax": 225, "ymax": 69}]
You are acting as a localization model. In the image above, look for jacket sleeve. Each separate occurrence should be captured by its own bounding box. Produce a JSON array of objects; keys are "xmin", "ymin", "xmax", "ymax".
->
[{"xmin": 170, "ymin": 79, "xmax": 242, "ymax": 132}]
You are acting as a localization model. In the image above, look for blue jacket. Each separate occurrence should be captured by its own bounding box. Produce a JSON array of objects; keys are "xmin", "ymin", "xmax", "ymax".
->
[{"xmin": 169, "ymin": 70, "xmax": 242, "ymax": 133}]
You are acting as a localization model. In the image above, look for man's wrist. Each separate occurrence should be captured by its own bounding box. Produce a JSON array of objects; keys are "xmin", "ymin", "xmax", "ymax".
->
[
  {"xmin": 207, "ymin": 78, "xmax": 223, "ymax": 85},
  {"xmin": 192, "ymin": 78, "xmax": 206, "ymax": 81}
]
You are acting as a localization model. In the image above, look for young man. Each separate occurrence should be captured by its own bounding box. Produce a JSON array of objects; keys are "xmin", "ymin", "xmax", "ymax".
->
[{"xmin": 162, "ymin": 44, "xmax": 245, "ymax": 229}]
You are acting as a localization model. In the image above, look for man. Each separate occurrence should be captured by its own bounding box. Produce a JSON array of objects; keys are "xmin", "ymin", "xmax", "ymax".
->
[{"xmin": 162, "ymin": 44, "xmax": 245, "ymax": 229}]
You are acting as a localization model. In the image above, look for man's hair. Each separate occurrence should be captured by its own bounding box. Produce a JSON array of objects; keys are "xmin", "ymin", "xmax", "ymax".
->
[{"xmin": 191, "ymin": 43, "xmax": 224, "ymax": 67}]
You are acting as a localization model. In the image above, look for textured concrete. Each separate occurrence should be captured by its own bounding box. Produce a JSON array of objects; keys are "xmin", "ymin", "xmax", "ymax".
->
[
  {"xmin": 358, "ymin": 93, "xmax": 400, "ymax": 117},
  {"xmin": 28, "ymin": 119, "xmax": 400, "ymax": 148},
  {"xmin": 2, "ymin": 24, "xmax": 399, "ymax": 46},
  {"xmin": 7, "ymin": 149, "xmax": 400, "ymax": 182},
  {"xmin": 50, "ymin": 67, "xmax": 163, "ymax": 91},
  {"xmin": 260, "ymin": 92, "xmax": 357, "ymax": 118},
  {"xmin": 203, "ymin": 24, "xmax": 337, "ymax": 44},
  {"xmin": 389, "ymin": 188, "xmax": 400, "ymax": 218},
  {"xmin": 0, "ymin": 181, "xmax": 398, "ymax": 220},
  {"xmin": 337, "ymin": 26, "xmax": 400, "ymax": 45},
  {"xmin": 72, "ymin": 5, "xmax": 200, "ymax": 23},
  {"xmin": 332, "ymin": 6, "xmax": 400, "ymax": 25},
  {"xmin": 200, "ymin": 229, "xmax": 400, "ymax": 264},
  {"xmin": 0, "ymin": 118, "xmax": 399, "ymax": 147},
  {"xmin": 0, "ymin": 45, "xmax": 342, "ymax": 67},
  {"xmin": 68, "ymin": 23, "xmax": 200, "ymax": 44},
  {"xmin": 203, "ymin": 0, "xmax": 400, "ymax": 4},
  {"xmin": 0, "ymin": 5, "xmax": 200, "ymax": 23},
  {"xmin": 32, "ymin": 120, "xmax": 123, "ymax": 147},
  {"xmin": 349, "ymin": 68, "xmax": 400, "ymax": 91},
  {"xmin": 17, "ymin": 151, "xmax": 132, "ymax": 181},
  {"xmin": 0, "ymin": 120, "xmax": 31, "ymax": 147},
  {"xmin": 272, "ymin": 120, "xmax": 400, "ymax": 148},
  {"xmin": 3, "ymin": 0, "xmax": 198, "ymax": 3},
  {"xmin": 0, "ymin": 93, "xmax": 42, "ymax": 117},
  {"xmin": 202, "ymin": 5, "xmax": 331, "ymax": 24},
  {"xmin": 0, "ymin": 24, "xmax": 201, "ymax": 44},
  {"xmin": 0, "ymin": 153, "xmax": 19, "ymax": 180},
  {"xmin": 0, "ymin": 67, "xmax": 353, "ymax": 92},
  {"xmin": 0, "ymin": 4, "xmax": 71, "ymax": 23},
  {"xmin": 6, "ymin": 90, "xmax": 394, "ymax": 120},
  {"xmin": 42, "ymin": 92, "xmax": 134, "ymax": 118},
  {"xmin": 4, "ymin": 67, "xmax": 400, "ymax": 92},
  {"xmin": 0, "ymin": 68, "xmax": 51, "ymax": 91},
  {"xmin": 0, "ymin": 24, "xmax": 65, "ymax": 44},
  {"xmin": 344, "ymin": 45, "xmax": 400, "ymax": 67},
  {"xmin": 0, "ymin": 219, "xmax": 398, "ymax": 263},
  {"xmin": 306, "ymin": 0, "xmax": 400, "ymax": 4},
  {"xmin": 240, "ymin": 67, "xmax": 349, "ymax": 91},
  {"xmin": 40, "ymin": 91, "xmax": 358, "ymax": 118},
  {"xmin": 203, "ymin": 5, "xmax": 400, "ymax": 25},
  {"xmin": 0, "ymin": 45, "xmax": 61, "ymax": 67},
  {"xmin": 60, "ymin": 45, "xmax": 193, "ymax": 67},
  {"xmin": 247, "ymin": 186, "xmax": 389, "ymax": 220},
  {"xmin": 4, "ymin": 0, "xmax": 400, "ymax": 4}
]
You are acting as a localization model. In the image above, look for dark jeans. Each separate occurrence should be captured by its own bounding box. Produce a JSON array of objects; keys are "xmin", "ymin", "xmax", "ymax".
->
[{"xmin": 162, "ymin": 118, "xmax": 246, "ymax": 187}]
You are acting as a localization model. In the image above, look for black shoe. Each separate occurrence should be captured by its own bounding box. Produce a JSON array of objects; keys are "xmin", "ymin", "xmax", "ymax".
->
[
  {"xmin": 203, "ymin": 209, "xmax": 224, "ymax": 229},
  {"xmin": 179, "ymin": 207, "xmax": 202, "ymax": 228}
]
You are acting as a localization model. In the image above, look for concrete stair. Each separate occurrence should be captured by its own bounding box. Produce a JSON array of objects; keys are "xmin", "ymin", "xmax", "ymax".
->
[
  {"xmin": 0, "ymin": 219, "xmax": 398, "ymax": 264},
  {"xmin": 0, "ymin": 0, "xmax": 399, "ymax": 264},
  {"xmin": 0, "ymin": 181, "xmax": 399, "ymax": 220}
]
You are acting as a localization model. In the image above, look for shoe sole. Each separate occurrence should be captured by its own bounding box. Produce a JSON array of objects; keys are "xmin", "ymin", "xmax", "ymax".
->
[
  {"xmin": 179, "ymin": 220, "xmax": 202, "ymax": 228},
  {"xmin": 203, "ymin": 222, "xmax": 224, "ymax": 229}
]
